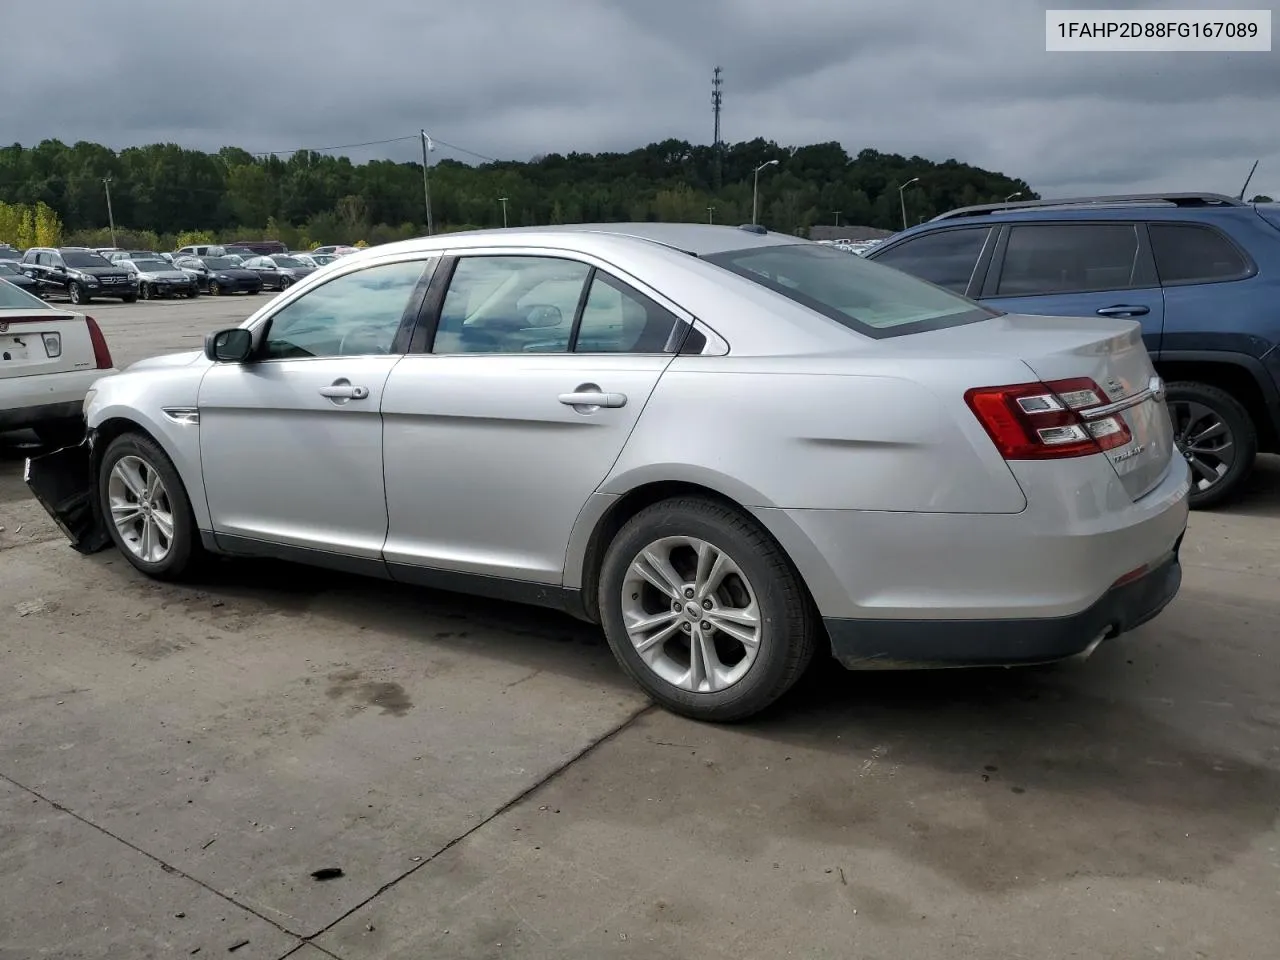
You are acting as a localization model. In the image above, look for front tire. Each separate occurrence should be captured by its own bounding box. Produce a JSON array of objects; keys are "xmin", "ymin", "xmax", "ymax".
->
[
  {"xmin": 1166, "ymin": 380, "xmax": 1256, "ymax": 509},
  {"xmin": 98, "ymin": 433, "xmax": 202, "ymax": 581},
  {"xmin": 68, "ymin": 281, "xmax": 90, "ymax": 305},
  {"xmin": 598, "ymin": 497, "xmax": 817, "ymax": 722},
  {"xmin": 139, "ymin": 282, "xmax": 151, "ymax": 301},
  {"xmin": 208, "ymin": 280, "xmax": 222, "ymax": 296},
  {"xmin": 122, "ymin": 293, "xmax": 138, "ymax": 304}
]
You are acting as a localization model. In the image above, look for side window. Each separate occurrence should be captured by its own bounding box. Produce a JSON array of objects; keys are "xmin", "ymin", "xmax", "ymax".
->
[
  {"xmin": 432, "ymin": 256, "xmax": 590, "ymax": 354},
  {"xmin": 262, "ymin": 258, "xmax": 433, "ymax": 360},
  {"xmin": 996, "ymin": 223, "xmax": 1147, "ymax": 296},
  {"xmin": 574, "ymin": 272, "xmax": 685, "ymax": 353},
  {"xmin": 873, "ymin": 227, "xmax": 990, "ymax": 294},
  {"xmin": 1150, "ymin": 223, "xmax": 1251, "ymax": 284}
]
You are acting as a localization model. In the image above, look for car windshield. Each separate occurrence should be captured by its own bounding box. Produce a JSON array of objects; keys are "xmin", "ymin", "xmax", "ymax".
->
[
  {"xmin": 272, "ymin": 256, "xmax": 306, "ymax": 267},
  {"xmin": 0, "ymin": 276, "xmax": 52, "ymax": 309},
  {"xmin": 702, "ymin": 243, "xmax": 993, "ymax": 338},
  {"xmin": 202, "ymin": 257, "xmax": 236, "ymax": 269},
  {"xmin": 63, "ymin": 251, "xmax": 112, "ymax": 268},
  {"xmin": 132, "ymin": 259, "xmax": 170, "ymax": 272}
]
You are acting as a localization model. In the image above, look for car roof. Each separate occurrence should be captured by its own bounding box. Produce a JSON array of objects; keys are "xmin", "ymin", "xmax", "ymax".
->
[{"xmin": 392, "ymin": 223, "xmax": 804, "ymax": 258}]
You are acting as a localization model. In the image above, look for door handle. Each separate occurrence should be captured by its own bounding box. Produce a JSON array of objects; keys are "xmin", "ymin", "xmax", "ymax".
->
[
  {"xmin": 319, "ymin": 382, "xmax": 369, "ymax": 401},
  {"xmin": 1096, "ymin": 305, "xmax": 1150, "ymax": 317},
  {"xmin": 559, "ymin": 391, "xmax": 627, "ymax": 409}
]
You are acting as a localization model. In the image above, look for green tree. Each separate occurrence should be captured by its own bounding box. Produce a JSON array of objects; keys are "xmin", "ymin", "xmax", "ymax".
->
[
  {"xmin": 16, "ymin": 207, "xmax": 35, "ymax": 248},
  {"xmin": 34, "ymin": 201, "xmax": 62, "ymax": 246}
]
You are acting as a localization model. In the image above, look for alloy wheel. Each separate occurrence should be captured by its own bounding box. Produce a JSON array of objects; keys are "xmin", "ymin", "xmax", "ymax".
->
[
  {"xmin": 107, "ymin": 455, "xmax": 174, "ymax": 564},
  {"xmin": 1170, "ymin": 399, "xmax": 1235, "ymax": 496},
  {"xmin": 620, "ymin": 536, "xmax": 761, "ymax": 694}
]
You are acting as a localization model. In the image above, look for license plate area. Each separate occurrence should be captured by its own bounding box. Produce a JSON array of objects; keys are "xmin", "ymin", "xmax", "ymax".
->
[{"xmin": 1, "ymin": 334, "xmax": 33, "ymax": 362}]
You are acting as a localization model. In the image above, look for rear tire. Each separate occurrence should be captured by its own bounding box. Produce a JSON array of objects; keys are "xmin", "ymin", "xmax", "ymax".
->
[
  {"xmin": 1166, "ymin": 380, "xmax": 1256, "ymax": 509},
  {"xmin": 598, "ymin": 497, "xmax": 817, "ymax": 722},
  {"xmin": 98, "ymin": 432, "xmax": 202, "ymax": 581}
]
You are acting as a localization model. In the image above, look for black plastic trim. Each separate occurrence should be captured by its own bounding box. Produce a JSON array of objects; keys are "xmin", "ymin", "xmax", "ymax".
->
[
  {"xmin": 212, "ymin": 533, "xmax": 392, "ymax": 579},
  {"xmin": 386, "ymin": 561, "xmax": 578, "ymax": 615},
  {"xmin": 825, "ymin": 549, "xmax": 1182, "ymax": 669},
  {"xmin": 408, "ymin": 255, "xmax": 457, "ymax": 354},
  {"xmin": 1156, "ymin": 349, "xmax": 1280, "ymax": 428}
]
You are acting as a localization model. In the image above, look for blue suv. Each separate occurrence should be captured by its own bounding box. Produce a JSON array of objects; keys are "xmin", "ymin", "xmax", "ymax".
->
[{"xmin": 866, "ymin": 193, "xmax": 1280, "ymax": 508}]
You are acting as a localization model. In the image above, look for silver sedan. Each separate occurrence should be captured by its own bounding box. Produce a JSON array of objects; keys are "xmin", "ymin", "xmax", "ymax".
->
[{"xmin": 28, "ymin": 223, "xmax": 1190, "ymax": 721}]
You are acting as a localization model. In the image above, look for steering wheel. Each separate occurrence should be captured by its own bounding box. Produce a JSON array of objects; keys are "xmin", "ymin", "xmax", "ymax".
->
[{"xmin": 338, "ymin": 324, "xmax": 393, "ymax": 356}]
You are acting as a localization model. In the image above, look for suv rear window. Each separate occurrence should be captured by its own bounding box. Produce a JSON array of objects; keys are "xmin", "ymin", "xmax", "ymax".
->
[
  {"xmin": 1149, "ymin": 223, "xmax": 1251, "ymax": 284},
  {"xmin": 703, "ymin": 243, "xmax": 992, "ymax": 338}
]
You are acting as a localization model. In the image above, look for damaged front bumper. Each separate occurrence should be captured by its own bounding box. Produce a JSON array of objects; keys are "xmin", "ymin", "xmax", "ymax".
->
[{"xmin": 24, "ymin": 436, "xmax": 111, "ymax": 554}]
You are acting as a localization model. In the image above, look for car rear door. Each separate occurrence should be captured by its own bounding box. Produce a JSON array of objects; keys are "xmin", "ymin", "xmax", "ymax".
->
[
  {"xmin": 976, "ymin": 221, "xmax": 1166, "ymax": 355},
  {"xmin": 379, "ymin": 251, "xmax": 688, "ymax": 586},
  {"xmin": 869, "ymin": 225, "xmax": 995, "ymax": 297}
]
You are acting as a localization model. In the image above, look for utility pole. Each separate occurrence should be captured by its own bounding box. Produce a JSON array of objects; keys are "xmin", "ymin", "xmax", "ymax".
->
[
  {"xmin": 707, "ymin": 205, "xmax": 715, "ymax": 224},
  {"xmin": 833, "ymin": 210, "xmax": 841, "ymax": 228},
  {"xmin": 711, "ymin": 66, "xmax": 723, "ymax": 191},
  {"xmin": 420, "ymin": 130, "xmax": 435, "ymax": 236},
  {"xmin": 102, "ymin": 178, "xmax": 117, "ymax": 247},
  {"xmin": 498, "ymin": 196, "xmax": 508, "ymax": 228}
]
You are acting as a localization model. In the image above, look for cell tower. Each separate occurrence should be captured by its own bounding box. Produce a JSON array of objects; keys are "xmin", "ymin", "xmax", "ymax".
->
[{"xmin": 712, "ymin": 66, "xmax": 723, "ymax": 190}]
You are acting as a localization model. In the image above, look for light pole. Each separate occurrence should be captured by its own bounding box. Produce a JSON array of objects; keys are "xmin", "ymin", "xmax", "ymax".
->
[
  {"xmin": 833, "ymin": 210, "xmax": 842, "ymax": 227},
  {"xmin": 498, "ymin": 196, "xmax": 508, "ymax": 228},
  {"xmin": 707, "ymin": 205, "xmax": 715, "ymax": 224},
  {"xmin": 751, "ymin": 159, "xmax": 778, "ymax": 225},
  {"xmin": 1004, "ymin": 191, "xmax": 1023, "ymax": 202},
  {"xmin": 102, "ymin": 178, "xmax": 117, "ymax": 247},
  {"xmin": 420, "ymin": 130, "xmax": 435, "ymax": 235},
  {"xmin": 898, "ymin": 177, "xmax": 919, "ymax": 231}
]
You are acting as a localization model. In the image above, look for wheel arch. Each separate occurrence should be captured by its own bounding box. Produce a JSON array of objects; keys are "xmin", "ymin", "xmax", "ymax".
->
[
  {"xmin": 567, "ymin": 476, "xmax": 838, "ymax": 632},
  {"xmin": 90, "ymin": 409, "xmax": 210, "ymax": 529},
  {"xmin": 1156, "ymin": 351, "xmax": 1280, "ymax": 453}
]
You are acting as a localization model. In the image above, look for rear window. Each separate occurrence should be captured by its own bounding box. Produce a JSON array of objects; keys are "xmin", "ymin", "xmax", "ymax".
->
[{"xmin": 703, "ymin": 243, "xmax": 992, "ymax": 338}]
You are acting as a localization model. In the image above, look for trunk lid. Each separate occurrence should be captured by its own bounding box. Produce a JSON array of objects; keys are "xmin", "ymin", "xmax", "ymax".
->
[
  {"xmin": 900, "ymin": 313, "xmax": 1173, "ymax": 501},
  {"xmin": 0, "ymin": 307, "xmax": 96, "ymax": 379}
]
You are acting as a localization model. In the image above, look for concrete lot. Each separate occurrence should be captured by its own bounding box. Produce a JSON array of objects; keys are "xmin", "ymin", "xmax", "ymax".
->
[{"xmin": 2, "ymin": 297, "xmax": 1278, "ymax": 959}]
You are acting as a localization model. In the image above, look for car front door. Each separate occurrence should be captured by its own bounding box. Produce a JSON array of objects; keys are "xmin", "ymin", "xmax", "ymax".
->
[
  {"xmin": 978, "ymin": 221, "xmax": 1166, "ymax": 354},
  {"xmin": 380, "ymin": 252, "xmax": 688, "ymax": 586},
  {"xmin": 198, "ymin": 255, "xmax": 437, "ymax": 561}
]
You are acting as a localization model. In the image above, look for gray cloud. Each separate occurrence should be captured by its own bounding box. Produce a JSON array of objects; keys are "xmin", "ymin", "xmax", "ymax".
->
[{"xmin": 2, "ymin": 0, "xmax": 1278, "ymax": 198}]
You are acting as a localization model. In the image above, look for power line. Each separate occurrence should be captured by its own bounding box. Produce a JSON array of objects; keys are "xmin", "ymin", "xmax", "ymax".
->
[{"xmin": 248, "ymin": 135, "xmax": 417, "ymax": 157}]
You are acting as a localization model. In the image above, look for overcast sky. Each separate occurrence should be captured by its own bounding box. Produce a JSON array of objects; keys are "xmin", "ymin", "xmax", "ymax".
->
[{"xmin": 3, "ymin": 0, "xmax": 1277, "ymax": 198}]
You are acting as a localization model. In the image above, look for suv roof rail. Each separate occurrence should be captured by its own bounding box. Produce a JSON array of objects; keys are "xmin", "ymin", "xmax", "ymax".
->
[{"xmin": 930, "ymin": 192, "xmax": 1247, "ymax": 222}]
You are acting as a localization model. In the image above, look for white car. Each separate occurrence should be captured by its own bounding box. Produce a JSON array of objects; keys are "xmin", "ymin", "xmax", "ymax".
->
[{"xmin": 0, "ymin": 278, "xmax": 116, "ymax": 444}]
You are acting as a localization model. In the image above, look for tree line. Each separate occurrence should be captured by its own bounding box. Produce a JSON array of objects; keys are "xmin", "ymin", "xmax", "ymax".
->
[{"xmin": 0, "ymin": 137, "xmax": 1038, "ymax": 249}]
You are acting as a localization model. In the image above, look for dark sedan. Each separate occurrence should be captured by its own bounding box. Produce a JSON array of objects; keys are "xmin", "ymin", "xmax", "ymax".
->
[
  {"xmin": 0, "ymin": 261, "xmax": 41, "ymax": 296},
  {"xmin": 174, "ymin": 256, "xmax": 263, "ymax": 296},
  {"xmin": 242, "ymin": 254, "xmax": 317, "ymax": 291}
]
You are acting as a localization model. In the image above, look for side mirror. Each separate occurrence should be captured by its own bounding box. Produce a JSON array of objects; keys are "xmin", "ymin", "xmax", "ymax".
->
[
  {"xmin": 523, "ymin": 304, "xmax": 563, "ymax": 328},
  {"xmin": 205, "ymin": 327, "xmax": 253, "ymax": 363}
]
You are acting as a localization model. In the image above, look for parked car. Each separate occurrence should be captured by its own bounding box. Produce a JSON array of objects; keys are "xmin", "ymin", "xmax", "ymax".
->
[
  {"xmin": 174, "ymin": 243, "xmax": 226, "ymax": 259},
  {"xmin": 0, "ymin": 277, "xmax": 116, "ymax": 445},
  {"xmin": 311, "ymin": 245, "xmax": 358, "ymax": 257},
  {"xmin": 227, "ymin": 240, "xmax": 289, "ymax": 256},
  {"xmin": 0, "ymin": 244, "xmax": 24, "ymax": 261},
  {"xmin": 18, "ymin": 247, "xmax": 138, "ymax": 304},
  {"xmin": 0, "ymin": 260, "xmax": 42, "ymax": 296},
  {"xmin": 289, "ymin": 253, "xmax": 320, "ymax": 268},
  {"xmin": 119, "ymin": 257, "xmax": 200, "ymax": 299},
  {"xmin": 866, "ymin": 191, "xmax": 1280, "ymax": 508},
  {"xmin": 107, "ymin": 250, "xmax": 162, "ymax": 265},
  {"xmin": 242, "ymin": 254, "xmax": 316, "ymax": 290},
  {"xmin": 174, "ymin": 256, "xmax": 263, "ymax": 296},
  {"xmin": 309, "ymin": 253, "xmax": 340, "ymax": 266},
  {"xmin": 25, "ymin": 224, "xmax": 1189, "ymax": 722}
]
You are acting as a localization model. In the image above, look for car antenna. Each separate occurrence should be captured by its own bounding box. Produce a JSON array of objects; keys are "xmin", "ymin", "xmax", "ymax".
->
[{"xmin": 1235, "ymin": 159, "xmax": 1259, "ymax": 201}]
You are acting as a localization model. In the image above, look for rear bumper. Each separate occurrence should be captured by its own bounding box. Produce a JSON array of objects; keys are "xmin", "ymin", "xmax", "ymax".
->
[
  {"xmin": 824, "ymin": 546, "xmax": 1182, "ymax": 668},
  {"xmin": 0, "ymin": 368, "xmax": 112, "ymax": 429}
]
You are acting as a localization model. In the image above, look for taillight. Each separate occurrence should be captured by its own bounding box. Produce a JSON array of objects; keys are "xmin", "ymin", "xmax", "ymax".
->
[
  {"xmin": 84, "ymin": 315, "xmax": 114, "ymax": 369},
  {"xmin": 965, "ymin": 377, "xmax": 1131, "ymax": 460}
]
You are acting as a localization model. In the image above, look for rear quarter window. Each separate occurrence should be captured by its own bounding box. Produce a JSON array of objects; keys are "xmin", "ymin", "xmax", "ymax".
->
[{"xmin": 1149, "ymin": 223, "xmax": 1253, "ymax": 284}]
